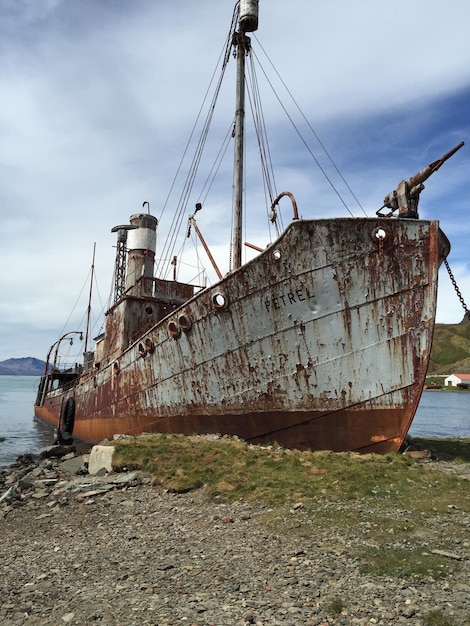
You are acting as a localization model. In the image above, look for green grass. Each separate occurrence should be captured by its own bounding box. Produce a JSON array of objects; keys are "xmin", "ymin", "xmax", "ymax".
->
[
  {"xmin": 359, "ymin": 546, "xmax": 455, "ymax": 578},
  {"xmin": 111, "ymin": 434, "xmax": 470, "ymax": 584},
  {"xmin": 325, "ymin": 595, "xmax": 345, "ymax": 616},
  {"xmin": 423, "ymin": 609, "xmax": 467, "ymax": 626},
  {"xmin": 429, "ymin": 323, "xmax": 470, "ymax": 374},
  {"xmin": 411, "ymin": 437, "xmax": 470, "ymax": 462},
  {"xmin": 425, "ymin": 376, "xmax": 446, "ymax": 386},
  {"xmin": 111, "ymin": 434, "xmax": 470, "ymax": 509}
]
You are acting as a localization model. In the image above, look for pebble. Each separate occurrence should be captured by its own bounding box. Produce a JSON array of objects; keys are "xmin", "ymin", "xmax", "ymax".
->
[{"xmin": 0, "ymin": 448, "xmax": 469, "ymax": 625}]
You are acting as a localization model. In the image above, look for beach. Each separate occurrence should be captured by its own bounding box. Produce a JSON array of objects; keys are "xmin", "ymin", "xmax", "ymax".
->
[{"xmin": 1, "ymin": 448, "xmax": 469, "ymax": 626}]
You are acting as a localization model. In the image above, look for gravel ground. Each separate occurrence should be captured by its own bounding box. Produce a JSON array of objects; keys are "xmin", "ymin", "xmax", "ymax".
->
[{"xmin": 1, "ymin": 452, "xmax": 469, "ymax": 626}]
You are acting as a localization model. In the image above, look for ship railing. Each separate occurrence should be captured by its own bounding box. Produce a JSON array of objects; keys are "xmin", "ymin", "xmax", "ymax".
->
[
  {"xmin": 51, "ymin": 361, "xmax": 81, "ymax": 374},
  {"xmin": 35, "ymin": 367, "xmax": 81, "ymax": 406}
]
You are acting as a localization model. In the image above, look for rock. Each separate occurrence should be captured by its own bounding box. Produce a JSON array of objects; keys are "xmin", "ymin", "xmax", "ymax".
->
[
  {"xmin": 61, "ymin": 454, "xmax": 88, "ymax": 476},
  {"xmin": 61, "ymin": 612, "xmax": 75, "ymax": 623},
  {"xmin": 403, "ymin": 450, "xmax": 431, "ymax": 459},
  {"xmin": 75, "ymin": 487, "xmax": 114, "ymax": 500},
  {"xmin": 402, "ymin": 604, "xmax": 418, "ymax": 618},
  {"xmin": 105, "ymin": 471, "xmax": 141, "ymax": 486},
  {"xmin": 88, "ymin": 445, "xmax": 115, "ymax": 475},
  {"xmin": 0, "ymin": 485, "xmax": 20, "ymax": 504},
  {"xmin": 1, "ymin": 451, "xmax": 469, "ymax": 626},
  {"xmin": 12, "ymin": 453, "xmax": 36, "ymax": 467},
  {"xmin": 17, "ymin": 476, "xmax": 35, "ymax": 490},
  {"xmin": 39, "ymin": 445, "xmax": 76, "ymax": 459}
]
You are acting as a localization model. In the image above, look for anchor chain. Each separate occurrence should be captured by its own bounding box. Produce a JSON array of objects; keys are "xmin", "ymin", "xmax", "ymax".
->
[{"xmin": 444, "ymin": 258, "xmax": 470, "ymax": 320}]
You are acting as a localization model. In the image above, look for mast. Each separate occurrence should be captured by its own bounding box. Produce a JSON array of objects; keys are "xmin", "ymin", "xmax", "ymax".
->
[
  {"xmin": 232, "ymin": 0, "xmax": 259, "ymax": 270},
  {"xmin": 84, "ymin": 243, "xmax": 96, "ymax": 354}
]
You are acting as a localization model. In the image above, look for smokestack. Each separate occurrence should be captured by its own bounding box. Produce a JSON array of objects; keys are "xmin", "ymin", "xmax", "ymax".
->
[{"xmin": 125, "ymin": 213, "xmax": 158, "ymax": 295}]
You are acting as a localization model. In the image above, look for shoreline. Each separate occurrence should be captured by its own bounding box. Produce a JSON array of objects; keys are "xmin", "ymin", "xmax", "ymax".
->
[
  {"xmin": 1, "ymin": 443, "xmax": 469, "ymax": 625},
  {"xmin": 424, "ymin": 386, "xmax": 470, "ymax": 390},
  {"xmin": 2, "ymin": 433, "xmax": 470, "ymax": 472}
]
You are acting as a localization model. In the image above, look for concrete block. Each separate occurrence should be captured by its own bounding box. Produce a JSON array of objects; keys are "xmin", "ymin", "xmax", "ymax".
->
[{"xmin": 88, "ymin": 445, "xmax": 115, "ymax": 475}]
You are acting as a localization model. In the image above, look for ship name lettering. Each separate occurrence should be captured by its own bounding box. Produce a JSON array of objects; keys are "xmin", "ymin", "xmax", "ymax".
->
[{"xmin": 264, "ymin": 286, "xmax": 315, "ymax": 312}]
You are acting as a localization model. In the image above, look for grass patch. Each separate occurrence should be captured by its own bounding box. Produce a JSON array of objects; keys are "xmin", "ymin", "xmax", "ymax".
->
[
  {"xmin": 325, "ymin": 595, "xmax": 345, "ymax": 616},
  {"xmin": 111, "ymin": 434, "xmax": 469, "ymax": 511},
  {"xmin": 359, "ymin": 546, "xmax": 456, "ymax": 579},
  {"xmin": 425, "ymin": 376, "xmax": 446, "ymax": 386},
  {"xmin": 423, "ymin": 609, "xmax": 462, "ymax": 626},
  {"xmin": 429, "ymin": 322, "xmax": 470, "ymax": 373},
  {"xmin": 112, "ymin": 435, "xmax": 408, "ymax": 501},
  {"xmin": 410, "ymin": 437, "xmax": 470, "ymax": 462},
  {"xmin": 111, "ymin": 434, "xmax": 469, "ymax": 582}
]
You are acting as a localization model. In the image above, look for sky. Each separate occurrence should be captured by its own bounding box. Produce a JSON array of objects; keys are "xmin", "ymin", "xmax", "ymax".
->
[{"xmin": 1, "ymin": 0, "xmax": 469, "ymax": 364}]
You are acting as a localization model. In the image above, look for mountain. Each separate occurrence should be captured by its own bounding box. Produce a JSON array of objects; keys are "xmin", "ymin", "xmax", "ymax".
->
[
  {"xmin": 0, "ymin": 357, "xmax": 46, "ymax": 376},
  {"xmin": 428, "ymin": 321, "xmax": 470, "ymax": 375}
]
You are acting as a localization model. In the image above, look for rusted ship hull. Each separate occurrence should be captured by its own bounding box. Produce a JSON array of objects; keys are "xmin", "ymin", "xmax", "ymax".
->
[{"xmin": 34, "ymin": 217, "xmax": 448, "ymax": 453}]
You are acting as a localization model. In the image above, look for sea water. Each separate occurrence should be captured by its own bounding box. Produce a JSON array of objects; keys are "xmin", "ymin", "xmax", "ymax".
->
[
  {"xmin": 0, "ymin": 376, "xmax": 54, "ymax": 468},
  {"xmin": 0, "ymin": 376, "xmax": 469, "ymax": 468},
  {"xmin": 408, "ymin": 390, "xmax": 470, "ymax": 439}
]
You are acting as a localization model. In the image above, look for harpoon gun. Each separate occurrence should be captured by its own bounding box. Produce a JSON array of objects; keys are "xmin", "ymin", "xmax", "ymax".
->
[{"xmin": 378, "ymin": 141, "xmax": 464, "ymax": 218}]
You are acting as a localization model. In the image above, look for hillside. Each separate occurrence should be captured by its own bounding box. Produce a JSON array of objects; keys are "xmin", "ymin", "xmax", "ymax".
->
[
  {"xmin": 0, "ymin": 357, "xmax": 46, "ymax": 376},
  {"xmin": 428, "ymin": 322, "xmax": 470, "ymax": 375}
]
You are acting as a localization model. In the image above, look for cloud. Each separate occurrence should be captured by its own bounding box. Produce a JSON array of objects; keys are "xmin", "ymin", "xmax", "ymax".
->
[{"xmin": 0, "ymin": 0, "xmax": 469, "ymax": 361}]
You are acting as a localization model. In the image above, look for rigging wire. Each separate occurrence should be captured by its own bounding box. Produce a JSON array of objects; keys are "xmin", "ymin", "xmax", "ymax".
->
[
  {"xmin": 155, "ymin": 4, "xmax": 239, "ymax": 280},
  {"xmin": 247, "ymin": 55, "xmax": 276, "ymax": 203},
  {"xmin": 252, "ymin": 36, "xmax": 368, "ymax": 218},
  {"xmin": 245, "ymin": 51, "xmax": 284, "ymax": 236},
  {"xmin": 55, "ymin": 250, "xmax": 107, "ymax": 360},
  {"xmin": 168, "ymin": 120, "xmax": 233, "ymax": 282},
  {"xmin": 196, "ymin": 120, "xmax": 234, "ymax": 207},
  {"xmin": 251, "ymin": 47, "xmax": 353, "ymax": 218},
  {"xmin": 171, "ymin": 226, "xmax": 209, "ymax": 288},
  {"xmin": 57, "ymin": 268, "xmax": 92, "ymax": 339},
  {"xmin": 156, "ymin": 6, "xmax": 369, "ymax": 285}
]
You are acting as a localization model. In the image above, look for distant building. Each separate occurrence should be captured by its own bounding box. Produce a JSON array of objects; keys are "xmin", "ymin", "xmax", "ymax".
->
[{"xmin": 444, "ymin": 373, "xmax": 470, "ymax": 387}]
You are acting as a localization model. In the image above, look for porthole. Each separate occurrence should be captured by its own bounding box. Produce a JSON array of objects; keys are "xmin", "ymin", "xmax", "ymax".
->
[
  {"xmin": 272, "ymin": 249, "xmax": 281, "ymax": 260},
  {"xmin": 372, "ymin": 227, "xmax": 388, "ymax": 241},
  {"xmin": 168, "ymin": 321, "xmax": 181, "ymax": 338},
  {"xmin": 178, "ymin": 314, "xmax": 192, "ymax": 332},
  {"xmin": 138, "ymin": 343, "xmax": 147, "ymax": 358},
  {"xmin": 145, "ymin": 338, "xmax": 155, "ymax": 353},
  {"xmin": 113, "ymin": 362, "xmax": 120, "ymax": 375},
  {"xmin": 213, "ymin": 293, "xmax": 228, "ymax": 310}
]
